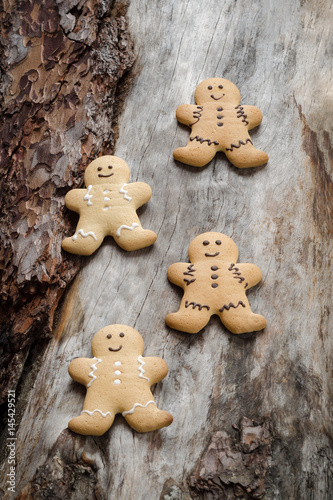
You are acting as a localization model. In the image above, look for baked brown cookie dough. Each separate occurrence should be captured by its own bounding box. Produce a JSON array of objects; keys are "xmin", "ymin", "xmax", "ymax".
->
[
  {"xmin": 173, "ymin": 78, "xmax": 268, "ymax": 168},
  {"xmin": 68, "ymin": 325, "xmax": 173, "ymax": 436},
  {"xmin": 62, "ymin": 155, "xmax": 157, "ymax": 255},
  {"xmin": 166, "ymin": 232, "xmax": 267, "ymax": 334}
]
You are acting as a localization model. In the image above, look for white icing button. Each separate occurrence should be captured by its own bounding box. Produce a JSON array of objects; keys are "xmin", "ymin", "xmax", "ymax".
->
[
  {"xmin": 114, "ymin": 370, "xmax": 121, "ymax": 376},
  {"xmin": 103, "ymin": 189, "xmax": 110, "ymax": 194},
  {"xmin": 114, "ymin": 361, "xmax": 121, "ymax": 366},
  {"xmin": 114, "ymin": 379, "xmax": 121, "ymax": 385}
]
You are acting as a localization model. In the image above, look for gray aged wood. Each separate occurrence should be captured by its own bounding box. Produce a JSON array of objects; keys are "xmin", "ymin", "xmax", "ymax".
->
[{"xmin": 1, "ymin": 0, "xmax": 333, "ymax": 498}]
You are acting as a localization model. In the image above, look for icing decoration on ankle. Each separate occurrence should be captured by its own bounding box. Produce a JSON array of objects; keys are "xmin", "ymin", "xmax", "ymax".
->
[
  {"xmin": 72, "ymin": 229, "xmax": 97, "ymax": 241},
  {"xmin": 137, "ymin": 355, "xmax": 150, "ymax": 381},
  {"xmin": 81, "ymin": 409, "xmax": 113, "ymax": 418},
  {"xmin": 119, "ymin": 183, "xmax": 132, "ymax": 201},
  {"xmin": 87, "ymin": 357, "xmax": 102, "ymax": 387},
  {"xmin": 83, "ymin": 185, "xmax": 93, "ymax": 206},
  {"xmin": 116, "ymin": 223, "xmax": 139, "ymax": 237},
  {"xmin": 122, "ymin": 400, "xmax": 156, "ymax": 417}
]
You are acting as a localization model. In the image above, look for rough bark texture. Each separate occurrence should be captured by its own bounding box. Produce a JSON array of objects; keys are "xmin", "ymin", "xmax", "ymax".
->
[
  {"xmin": 0, "ymin": 0, "xmax": 135, "ymax": 404},
  {"xmin": 1, "ymin": 0, "xmax": 333, "ymax": 499}
]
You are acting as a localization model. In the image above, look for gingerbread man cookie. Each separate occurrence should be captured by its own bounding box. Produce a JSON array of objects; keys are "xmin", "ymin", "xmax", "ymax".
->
[
  {"xmin": 68, "ymin": 325, "xmax": 173, "ymax": 436},
  {"xmin": 173, "ymin": 78, "xmax": 268, "ymax": 168},
  {"xmin": 166, "ymin": 232, "xmax": 267, "ymax": 334},
  {"xmin": 62, "ymin": 155, "xmax": 157, "ymax": 255}
]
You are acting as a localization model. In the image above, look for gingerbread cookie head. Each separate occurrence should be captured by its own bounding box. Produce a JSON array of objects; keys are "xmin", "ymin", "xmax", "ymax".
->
[
  {"xmin": 194, "ymin": 78, "xmax": 241, "ymax": 106},
  {"xmin": 84, "ymin": 155, "xmax": 131, "ymax": 187},
  {"xmin": 91, "ymin": 324, "xmax": 144, "ymax": 359},
  {"xmin": 188, "ymin": 232, "xmax": 239, "ymax": 263}
]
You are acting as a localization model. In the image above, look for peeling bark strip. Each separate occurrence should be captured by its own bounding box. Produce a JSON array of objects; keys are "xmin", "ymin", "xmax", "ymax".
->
[
  {"xmin": 188, "ymin": 417, "xmax": 273, "ymax": 499},
  {"xmin": 0, "ymin": 0, "xmax": 135, "ymax": 403}
]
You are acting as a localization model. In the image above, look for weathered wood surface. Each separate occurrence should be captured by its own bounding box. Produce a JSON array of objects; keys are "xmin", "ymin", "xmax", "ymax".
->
[{"xmin": 1, "ymin": 0, "xmax": 333, "ymax": 499}]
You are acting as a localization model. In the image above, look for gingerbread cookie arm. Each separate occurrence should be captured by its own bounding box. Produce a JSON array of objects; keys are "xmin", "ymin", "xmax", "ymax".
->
[
  {"xmin": 236, "ymin": 263, "xmax": 263, "ymax": 288},
  {"xmin": 167, "ymin": 262, "xmax": 193, "ymax": 288},
  {"xmin": 241, "ymin": 105, "xmax": 263, "ymax": 130},
  {"xmin": 125, "ymin": 182, "xmax": 152, "ymax": 208},
  {"xmin": 64, "ymin": 189, "xmax": 87, "ymax": 213},
  {"xmin": 176, "ymin": 104, "xmax": 201, "ymax": 127},
  {"xmin": 68, "ymin": 357, "xmax": 95, "ymax": 386},
  {"xmin": 143, "ymin": 357, "xmax": 169, "ymax": 384}
]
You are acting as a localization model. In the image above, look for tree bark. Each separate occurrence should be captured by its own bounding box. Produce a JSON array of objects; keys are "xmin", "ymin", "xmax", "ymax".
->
[
  {"xmin": 1, "ymin": 0, "xmax": 333, "ymax": 499},
  {"xmin": 0, "ymin": 0, "xmax": 134, "ymax": 402}
]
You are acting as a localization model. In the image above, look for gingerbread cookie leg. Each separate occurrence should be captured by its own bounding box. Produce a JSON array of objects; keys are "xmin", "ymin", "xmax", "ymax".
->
[
  {"xmin": 173, "ymin": 139, "xmax": 218, "ymax": 168},
  {"xmin": 218, "ymin": 302, "xmax": 267, "ymax": 334},
  {"xmin": 68, "ymin": 409, "xmax": 114, "ymax": 436},
  {"xmin": 166, "ymin": 298, "xmax": 212, "ymax": 334},
  {"xmin": 62, "ymin": 224, "xmax": 105, "ymax": 256},
  {"xmin": 113, "ymin": 221, "xmax": 157, "ymax": 252},
  {"xmin": 224, "ymin": 134, "xmax": 268, "ymax": 169},
  {"xmin": 123, "ymin": 400, "xmax": 173, "ymax": 433}
]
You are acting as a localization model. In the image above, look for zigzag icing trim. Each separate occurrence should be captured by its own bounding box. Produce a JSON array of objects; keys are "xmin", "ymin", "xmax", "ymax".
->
[
  {"xmin": 116, "ymin": 223, "xmax": 139, "ymax": 237},
  {"xmin": 122, "ymin": 400, "xmax": 156, "ymax": 417},
  {"xmin": 72, "ymin": 229, "xmax": 97, "ymax": 241},
  {"xmin": 137, "ymin": 355, "xmax": 150, "ymax": 381},
  {"xmin": 83, "ymin": 185, "xmax": 93, "ymax": 206},
  {"xmin": 119, "ymin": 183, "xmax": 132, "ymax": 201},
  {"xmin": 87, "ymin": 357, "xmax": 102, "ymax": 387},
  {"xmin": 81, "ymin": 409, "xmax": 112, "ymax": 418}
]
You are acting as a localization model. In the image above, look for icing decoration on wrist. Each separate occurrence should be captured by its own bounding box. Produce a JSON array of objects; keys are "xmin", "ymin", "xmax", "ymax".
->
[
  {"xmin": 119, "ymin": 183, "xmax": 132, "ymax": 201},
  {"xmin": 83, "ymin": 185, "xmax": 93, "ymax": 206},
  {"xmin": 87, "ymin": 357, "xmax": 102, "ymax": 387}
]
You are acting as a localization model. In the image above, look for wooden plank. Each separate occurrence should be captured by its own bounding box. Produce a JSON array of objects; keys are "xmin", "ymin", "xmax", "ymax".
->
[{"xmin": 2, "ymin": 0, "xmax": 333, "ymax": 498}]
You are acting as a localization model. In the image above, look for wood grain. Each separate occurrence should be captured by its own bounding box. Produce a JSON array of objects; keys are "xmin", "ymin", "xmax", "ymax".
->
[{"xmin": 1, "ymin": 0, "xmax": 333, "ymax": 498}]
